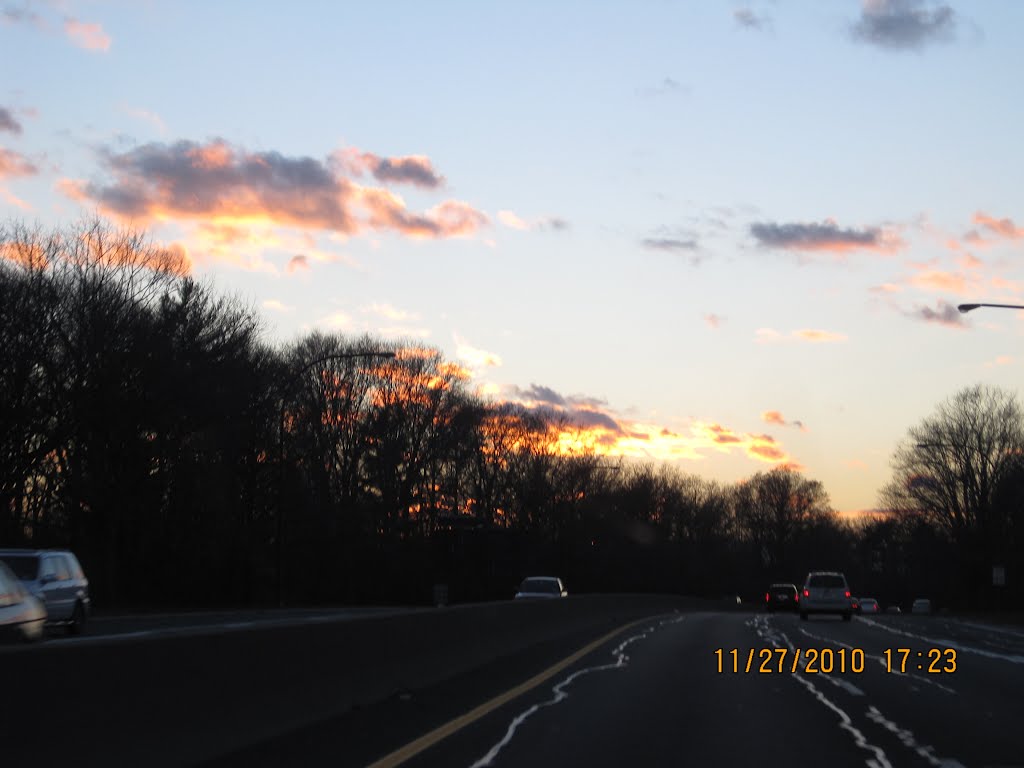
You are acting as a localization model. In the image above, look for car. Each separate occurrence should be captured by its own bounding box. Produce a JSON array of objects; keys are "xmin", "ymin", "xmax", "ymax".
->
[
  {"xmin": 886, "ymin": 605, "xmax": 902, "ymax": 615},
  {"xmin": 0, "ymin": 560, "xmax": 47, "ymax": 643},
  {"xmin": 514, "ymin": 576, "xmax": 568, "ymax": 599},
  {"xmin": 0, "ymin": 549, "xmax": 91, "ymax": 635},
  {"xmin": 859, "ymin": 597, "xmax": 880, "ymax": 614},
  {"xmin": 911, "ymin": 598, "xmax": 932, "ymax": 614},
  {"xmin": 799, "ymin": 571, "xmax": 852, "ymax": 621},
  {"xmin": 850, "ymin": 596, "xmax": 861, "ymax": 613},
  {"xmin": 765, "ymin": 583, "xmax": 799, "ymax": 612}
]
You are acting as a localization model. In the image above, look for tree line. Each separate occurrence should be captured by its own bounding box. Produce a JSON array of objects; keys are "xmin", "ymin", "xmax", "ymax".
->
[{"xmin": 1, "ymin": 219, "xmax": 1021, "ymax": 610}]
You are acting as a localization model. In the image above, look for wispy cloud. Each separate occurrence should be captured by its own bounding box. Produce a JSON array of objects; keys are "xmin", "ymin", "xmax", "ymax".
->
[
  {"xmin": 63, "ymin": 17, "xmax": 111, "ymax": 51},
  {"xmin": 751, "ymin": 219, "xmax": 903, "ymax": 255},
  {"xmin": 850, "ymin": 0, "xmax": 958, "ymax": 51},
  {"xmin": 756, "ymin": 328, "xmax": 848, "ymax": 343},
  {"xmin": 0, "ymin": 106, "xmax": 22, "ymax": 135},
  {"xmin": 972, "ymin": 211, "xmax": 1024, "ymax": 241},
  {"xmin": 642, "ymin": 237, "xmax": 698, "ymax": 252},
  {"xmin": 906, "ymin": 299, "xmax": 967, "ymax": 328},
  {"xmin": 705, "ymin": 313, "xmax": 725, "ymax": 329},
  {"xmin": 331, "ymin": 147, "xmax": 444, "ymax": 189},
  {"xmin": 733, "ymin": 7, "xmax": 770, "ymax": 30},
  {"xmin": 455, "ymin": 334, "xmax": 503, "ymax": 369},
  {"xmin": 59, "ymin": 138, "xmax": 489, "ymax": 242},
  {"xmin": 0, "ymin": 147, "xmax": 37, "ymax": 178},
  {"xmin": 498, "ymin": 210, "xmax": 570, "ymax": 232},
  {"xmin": 984, "ymin": 355, "xmax": 1013, "ymax": 368},
  {"xmin": 761, "ymin": 410, "xmax": 808, "ymax": 431},
  {"xmin": 870, "ymin": 282, "xmax": 903, "ymax": 293},
  {"xmin": 262, "ymin": 299, "xmax": 293, "ymax": 313},
  {"xmin": 123, "ymin": 106, "xmax": 166, "ymax": 134}
]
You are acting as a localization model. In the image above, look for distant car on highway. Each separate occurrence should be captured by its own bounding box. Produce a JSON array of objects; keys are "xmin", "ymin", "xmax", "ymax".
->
[
  {"xmin": 765, "ymin": 583, "xmax": 799, "ymax": 612},
  {"xmin": 886, "ymin": 605, "xmax": 902, "ymax": 614},
  {"xmin": 799, "ymin": 571, "xmax": 852, "ymax": 621},
  {"xmin": 859, "ymin": 597, "xmax": 880, "ymax": 614},
  {"xmin": 0, "ymin": 560, "xmax": 47, "ymax": 643},
  {"xmin": 0, "ymin": 549, "xmax": 90, "ymax": 634},
  {"xmin": 515, "ymin": 576, "xmax": 568, "ymax": 599},
  {"xmin": 850, "ymin": 596, "xmax": 860, "ymax": 613},
  {"xmin": 911, "ymin": 598, "xmax": 932, "ymax": 614}
]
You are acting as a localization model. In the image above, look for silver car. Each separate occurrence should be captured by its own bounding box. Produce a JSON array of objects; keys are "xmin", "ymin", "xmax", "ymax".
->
[
  {"xmin": 799, "ymin": 571, "xmax": 852, "ymax": 621},
  {"xmin": 0, "ymin": 560, "xmax": 47, "ymax": 643},
  {"xmin": 0, "ymin": 549, "xmax": 91, "ymax": 634}
]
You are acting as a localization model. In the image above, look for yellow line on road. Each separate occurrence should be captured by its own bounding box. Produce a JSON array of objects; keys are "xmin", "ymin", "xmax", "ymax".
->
[{"xmin": 365, "ymin": 616, "xmax": 656, "ymax": 768}]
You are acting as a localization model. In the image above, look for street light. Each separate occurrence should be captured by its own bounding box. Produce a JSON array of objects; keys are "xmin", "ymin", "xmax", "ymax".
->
[
  {"xmin": 957, "ymin": 303, "xmax": 1024, "ymax": 314},
  {"xmin": 276, "ymin": 350, "xmax": 396, "ymax": 606}
]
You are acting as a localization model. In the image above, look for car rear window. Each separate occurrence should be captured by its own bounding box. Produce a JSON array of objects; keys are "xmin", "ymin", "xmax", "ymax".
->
[
  {"xmin": 0, "ymin": 555, "xmax": 40, "ymax": 581},
  {"xmin": 808, "ymin": 574, "xmax": 846, "ymax": 588},
  {"xmin": 521, "ymin": 578, "xmax": 559, "ymax": 593}
]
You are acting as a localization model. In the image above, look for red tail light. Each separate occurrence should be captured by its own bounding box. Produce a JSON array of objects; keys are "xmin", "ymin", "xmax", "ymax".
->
[
  {"xmin": 795, "ymin": 593, "xmax": 799, "ymax": 602},
  {"xmin": 803, "ymin": 589, "xmax": 810, "ymax": 597},
  {"xmin": 845, "ymin": 591, "xmax": 851, "ymax": 598},
  {"xmin": 765, "ymin": 592, "xmax": 770, "ymax": 602}
]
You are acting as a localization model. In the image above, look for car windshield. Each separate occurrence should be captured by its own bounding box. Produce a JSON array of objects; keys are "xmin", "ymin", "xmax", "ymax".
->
[
  {"xmin": 520, "ymin": 579, "xmax": 559, "ymax": 594},
  {"xmin": 0, "ymin": 555, "xmax": 39, "ymax": 581}
]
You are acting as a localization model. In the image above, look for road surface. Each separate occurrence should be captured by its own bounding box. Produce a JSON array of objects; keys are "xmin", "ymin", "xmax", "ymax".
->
[{"xmin": 208, "ymin": 610, "xmax": 1024, "ymax": 768}]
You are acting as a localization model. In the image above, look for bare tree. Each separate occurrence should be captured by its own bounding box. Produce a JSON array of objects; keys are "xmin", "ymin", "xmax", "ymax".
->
[{"xmin": 881, "ymin": 384, "xmax": 1024, "ymax": 544}]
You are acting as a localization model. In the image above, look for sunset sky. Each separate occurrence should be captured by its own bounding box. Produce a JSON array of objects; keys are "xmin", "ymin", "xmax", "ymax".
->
[{"xmin": 3, "ymin": 0, "xmax": 1023, "ymax": 513}]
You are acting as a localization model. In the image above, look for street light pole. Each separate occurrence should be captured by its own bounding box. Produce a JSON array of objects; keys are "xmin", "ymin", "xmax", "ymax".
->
[
  {"xmin": 958, "ymin": 303, "xmax": 1024, "ymax": 314},
  {"xmin": 276, "ymin": 350, "xmax": 396, "ymax": 607}
]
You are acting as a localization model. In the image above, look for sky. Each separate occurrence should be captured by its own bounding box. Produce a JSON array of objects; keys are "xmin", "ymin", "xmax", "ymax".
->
[{"xmin": 2, "ymin": 0, "xmax": 1024, "ymax": 514}]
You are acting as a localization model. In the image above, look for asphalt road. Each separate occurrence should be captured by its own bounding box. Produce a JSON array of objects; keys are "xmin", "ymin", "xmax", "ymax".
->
[{"xmin": 208, "ymin": 610, "xmax": 1024, "ymax": 768}]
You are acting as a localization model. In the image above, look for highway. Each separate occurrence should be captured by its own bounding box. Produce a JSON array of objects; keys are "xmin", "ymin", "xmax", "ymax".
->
[{"xmin": 208, "ymin": 610, "xmax": 1024, "ymax": 768}]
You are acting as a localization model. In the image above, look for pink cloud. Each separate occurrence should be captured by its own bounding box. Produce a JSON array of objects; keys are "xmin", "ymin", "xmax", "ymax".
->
[
  {"xmin": 63, "ymin": 17, "xmax": 111, "ymax": 51},
  {"xmin": 974, "ymin": 211, "xmax": 1024, "ymax": 240},
  {"xmin": 59, "ymin": 139, "xmax": 488, "ymax": 241},
  {"xmin": 0, "ymin": 148, "xmax": 38, "ymax": 179}
]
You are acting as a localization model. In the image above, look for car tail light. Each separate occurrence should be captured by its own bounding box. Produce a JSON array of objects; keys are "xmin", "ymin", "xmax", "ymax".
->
[
  {"xmin": 845, "ymin": 591, "xmax": 851, "ymax": 598},
  {"xmin": 803, "ymin": 589, "xmax": 809, "ymax": 597},
  {"xmin": 765, "ymin": 592, "xmax": 770, "ymax": 602},
  {"xmin": 794, "ymin": 593, "xmax": 799, "ymax": 602}
]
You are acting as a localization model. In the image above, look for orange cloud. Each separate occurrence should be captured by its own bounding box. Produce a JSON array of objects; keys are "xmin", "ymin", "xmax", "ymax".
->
[
  {"xmin": 761, "ymin": 411, "xmax": 807, "ymax": 431},
  {"xmin": 973, "ymin": 211, "xmax": 1024, "ymax": 240},
  {"xmin": 60, "ymin": 139, "xmax": 487, "ymax": 242},
  {"xmin": 758, "ymin": 328, "xmax": 847, "ymax": 343},
  {"xmin": 0, "ymin": 148, "xmax": 37, "ymax": 179},
  {"xmin": 795, "ymin": 329, "xmax": 847, "ymax": 343},
  {"xmin": 907, "ymin": 269, "xmax": 974, "ymax": 295},
  {"xmin": 63, "ymin": 17, "xmax": 111, "ymax": 51}
]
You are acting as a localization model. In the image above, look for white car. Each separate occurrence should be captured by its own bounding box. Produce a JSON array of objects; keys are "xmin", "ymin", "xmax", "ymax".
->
[
  {"xmin": 799, "ymin": 571, "xmax": 852, "ymax": 621},
  {"xmin": 0, "ymin": 549, "xmax": 91, "ymax": 634},
  {"xmin": 515, "ymin": 576, "xmax": 568, "ymax": 599},
  {"xmin": 0, "ymin": 561, "xmax": 47, "ymax": 643}
]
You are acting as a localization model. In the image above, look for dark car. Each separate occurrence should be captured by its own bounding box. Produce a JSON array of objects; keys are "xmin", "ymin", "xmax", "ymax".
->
[{"xmin": 765, "ymin": 583, "xmax": 799, "ymax": 612}]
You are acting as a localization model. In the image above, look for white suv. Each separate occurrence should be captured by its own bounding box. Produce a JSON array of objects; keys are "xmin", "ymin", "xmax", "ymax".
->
[
  {"xmin": 799, "ymin": 571, "xmax": 852, "ymax": 622},
  {"xmin": 0, "ymin": 549, "xmax": 91, "ymax": 634}
]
